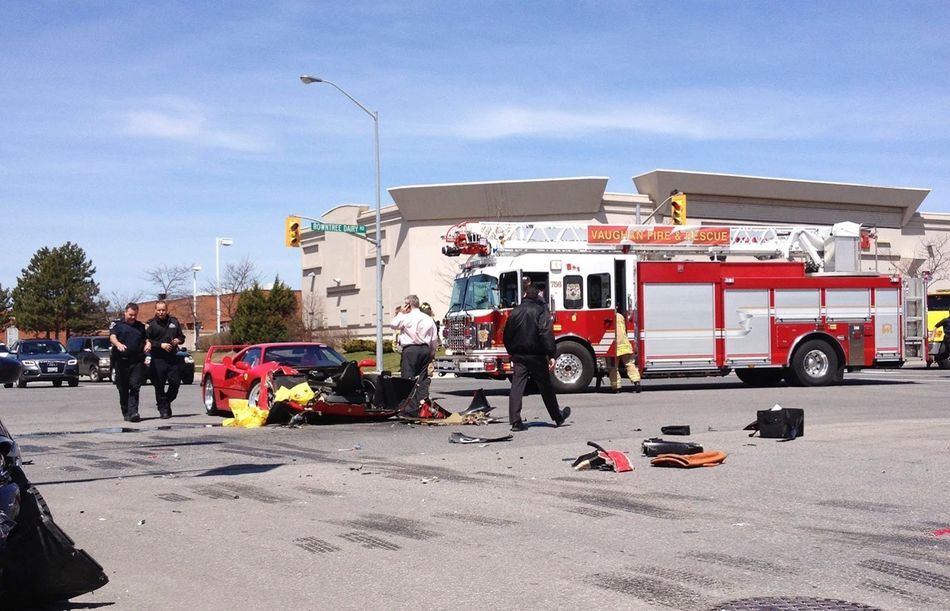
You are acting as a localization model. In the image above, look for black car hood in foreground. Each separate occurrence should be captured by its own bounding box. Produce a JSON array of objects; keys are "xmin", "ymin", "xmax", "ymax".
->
[{"xmin": 0, "ymin": 356, "xmax": 109, "ymax": 606}]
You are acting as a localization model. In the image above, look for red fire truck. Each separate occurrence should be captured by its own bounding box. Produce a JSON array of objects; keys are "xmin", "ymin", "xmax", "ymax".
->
[{"xmin": 435, "ymin": 219, "xmax": 927, "ymax": 392}]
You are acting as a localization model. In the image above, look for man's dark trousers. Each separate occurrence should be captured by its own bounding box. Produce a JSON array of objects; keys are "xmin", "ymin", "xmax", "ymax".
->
[
  {"xmin": 400, "ymin": 344, "xmax": 432, "ymax": 403},
  {"xmin": 151, "ymin": 357, "xmax": 181, "ymax": 415},
  {"xmin": 508, "ymin": 354, "xmax": 561, "ymax": 424},
  {"xmin": 114, "ymin": 359, "xmax": 144, "ymax": 418},
  {"xmin": 400, "ymin": 344, "xmax": 432, "ymax": 380}
]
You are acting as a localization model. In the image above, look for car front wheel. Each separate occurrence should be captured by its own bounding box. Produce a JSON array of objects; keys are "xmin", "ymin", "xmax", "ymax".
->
[
  {"xmin": 202, "ymin": 378, "xmax": 219, "ymax": 416},
  {"xmin": 247, "ymin": 380, "xmax": 274, "ymax": 410},
  {"xmin": 89, "ymin": 365, "xmax": 101, "ymax": 382}
]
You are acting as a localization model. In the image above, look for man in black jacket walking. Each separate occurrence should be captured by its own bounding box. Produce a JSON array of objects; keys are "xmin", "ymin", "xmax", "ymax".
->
[
  {"xmin": 502, "ymin": 284, "xmax": 570, "ymax": 431},
  {"xmin": 146, "ymin": 301, "xmax": 186, "ymax": 419},
  {"xmin": 110, "ymin": 303, "xmax": 148, "ymax": 422}
]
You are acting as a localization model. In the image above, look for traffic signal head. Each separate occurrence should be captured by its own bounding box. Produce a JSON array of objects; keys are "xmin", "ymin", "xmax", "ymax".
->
[
  {"xmin": 671, "ymin": 193, "xmax": 687, "ymax": 225},
  {"xmin": 285, "ymin": 216, "xmax": 301, "ymax": 247}
]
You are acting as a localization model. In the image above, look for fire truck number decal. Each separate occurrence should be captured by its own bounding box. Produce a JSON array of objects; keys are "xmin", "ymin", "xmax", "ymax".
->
[{"xmin": 588, "ymin": 226, "xmax": 731, "ymax": 246}]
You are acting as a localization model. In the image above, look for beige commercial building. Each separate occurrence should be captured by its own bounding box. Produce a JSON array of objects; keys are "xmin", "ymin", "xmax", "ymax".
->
[{"xmin": 299, "ymin": 169, "xmax": 942, "ymax": 338}]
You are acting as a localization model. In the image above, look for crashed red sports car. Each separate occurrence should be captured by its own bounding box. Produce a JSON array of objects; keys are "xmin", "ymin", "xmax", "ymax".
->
[{"xmin": 200, "ymin": 342, "xmax": 416, "ymax": 420}]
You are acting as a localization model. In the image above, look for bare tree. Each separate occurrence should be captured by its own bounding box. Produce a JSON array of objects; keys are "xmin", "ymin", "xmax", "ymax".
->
[
  {"xmin": 106, "ymin": 290, "xmax": 146, "ymax": 320},
  {"xmin": 301, "ymin": 291, "xmax": 326, "ymax": 341},
  {"xmin": 201, "ymin": 256, "xmax": 263, "ymax": 320},
  {"xmin": 143, "ymin": 264, "xmax": 192, "ymax": 299},
  {"xmin": 431, "ymin": 259, "xmax": 463, "ymax": 312},
  {"xmin": 891, "ymin": 234, "xmax": 950, "ymax": 286}
]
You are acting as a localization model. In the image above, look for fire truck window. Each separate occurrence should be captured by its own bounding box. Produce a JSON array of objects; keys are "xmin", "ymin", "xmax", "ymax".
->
[
  {"xmin": 472, "ymin": 282, "xmax": 492, "ymax": 309},
  {"xmin": 587, "ymin": 273, "xmax": 611, "ymax": 309},
  {"xmin": 564, "ymin": 275, "xmax": 583, "ymax": 309},
  {"xmin": 523, "ymin": 272, "xmax": 548, "ymax": 300},
  {"xmin": 500, "ymin": 272, "xmax": 519, "ymax": 308},
  {"xmin": 447, "ymin": 274, "xmax": 500, "ymax": 312},
  {"xmin": 469, "ymin": 274, "xmax": 499, "ymax": 309}
]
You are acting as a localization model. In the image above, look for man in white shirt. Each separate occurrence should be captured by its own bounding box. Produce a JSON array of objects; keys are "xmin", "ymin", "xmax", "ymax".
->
[{"xmin": 390, "ymin": 294, "xmax": 438, "ymax": 381}]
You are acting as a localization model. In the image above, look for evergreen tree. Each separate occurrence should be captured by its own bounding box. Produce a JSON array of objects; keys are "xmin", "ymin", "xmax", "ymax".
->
[
  {"xmin": 0, "ymin": 283, "xmax": 12, "ymax": 329},
  {"xmin": 267, "ymin": 277, "xmax": 298, "ymax": 326},
  {"xmin": 11, "ymin": 243, "xmax": 103, "ymax": 337},
  {"xmin": 229, "ymin": 284, "xmax": 269, "ymax": 344},
  {"xmin": 229, "ymin": 277, "xmax": 299, "ymax": 344}
]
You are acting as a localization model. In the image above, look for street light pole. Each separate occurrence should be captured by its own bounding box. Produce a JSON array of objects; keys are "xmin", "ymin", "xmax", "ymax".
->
[
  {"xmin": 300, "ymin": 75, "xmax": 384, "ymax": 370},
  {"xmin": 192, "ymin": 265, "xmax": 202, "ymax": 350},
  {"xmin": 215, "ymin": 238, "xmax": 233, "ymax": 334}
]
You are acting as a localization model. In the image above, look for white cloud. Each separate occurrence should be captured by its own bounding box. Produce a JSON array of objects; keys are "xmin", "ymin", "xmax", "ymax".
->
[
  {"xmin": 452, "ymin": 106, "xmax": 715, "ymax": 140},
  {"xmin": 120, "ymin": 100, "xmax": 271, "ymax": 152},
  {"xmin": 442, "ymin": 89, "xmax": 950, "ymax": 143}
]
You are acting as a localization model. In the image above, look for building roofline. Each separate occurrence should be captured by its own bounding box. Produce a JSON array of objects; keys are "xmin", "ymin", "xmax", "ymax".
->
[
  {"xmin": 388, "ymin": 177, "xmax": 610, "ymax": 221},
  {"xmin": 633, "ymin": 169, "xmax": 930, "ymax": 226},
  {"xmin": 391, "ymin": 176, "xmax": 610, "ymax": 191}
]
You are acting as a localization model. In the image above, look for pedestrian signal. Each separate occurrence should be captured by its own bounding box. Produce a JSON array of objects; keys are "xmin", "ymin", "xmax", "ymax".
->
[
  {"xmin": 285, "ymin": 216, "xmax": 302, "ymax": 247},
  {"xmin": 671, "ymin": 193, "xmax": 687, "ymax": 225}
]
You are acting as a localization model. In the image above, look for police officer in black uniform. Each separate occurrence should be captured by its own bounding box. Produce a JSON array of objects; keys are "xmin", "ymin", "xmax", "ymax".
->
[
  {"xmin": 110, "ymin": 302, "xmax": 148, "ymax": 422},
  {"xmin": 146, "ymin": 300, "xmax": 186, "ymax": 419}
]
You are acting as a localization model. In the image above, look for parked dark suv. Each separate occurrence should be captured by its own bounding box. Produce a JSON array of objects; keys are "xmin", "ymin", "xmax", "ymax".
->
[
  {"xmin": 65, "ymin": 336, "xmax": 113, "ymax": 382},
  {"xmin": 3, "ymin": 339, "xmax": 80, "ymax": 388},
  {"xmin": 109, "ymin": 348, "xmax": 196, "ymax": 386}
]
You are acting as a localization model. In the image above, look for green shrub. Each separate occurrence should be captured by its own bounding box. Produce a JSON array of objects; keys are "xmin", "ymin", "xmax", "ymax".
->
[{"xmin": 341, "ymin": 338, "xmax": 396, "ymax": 354}]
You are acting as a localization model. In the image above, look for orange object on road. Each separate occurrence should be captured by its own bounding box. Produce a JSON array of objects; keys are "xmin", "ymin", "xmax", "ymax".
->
[{"xmin": 650, "ymin": 451, "xmax": 727, "ymax": 468}]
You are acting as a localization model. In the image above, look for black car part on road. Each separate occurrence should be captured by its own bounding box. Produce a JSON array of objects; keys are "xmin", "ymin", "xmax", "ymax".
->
[{"xmin": 0, "ymin": 354, "xmax": 109, "ymax": 606}]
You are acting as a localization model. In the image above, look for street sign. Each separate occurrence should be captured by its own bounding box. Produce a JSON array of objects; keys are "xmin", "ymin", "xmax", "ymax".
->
[{"xmin": 310, "ymin": 222, "xmax": 367, "ymax": 235}]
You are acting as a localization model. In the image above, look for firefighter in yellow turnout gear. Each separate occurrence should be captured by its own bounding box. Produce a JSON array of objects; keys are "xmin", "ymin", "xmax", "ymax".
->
[{"xmin": 607, "ymin": 309, "xmax": 641, "ymax": 393}]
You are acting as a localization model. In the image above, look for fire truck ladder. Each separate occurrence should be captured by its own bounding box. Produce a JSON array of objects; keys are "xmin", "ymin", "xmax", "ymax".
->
[{"xmin": 446, "ymin": 221, "xmax": 863, "ymax": 271}]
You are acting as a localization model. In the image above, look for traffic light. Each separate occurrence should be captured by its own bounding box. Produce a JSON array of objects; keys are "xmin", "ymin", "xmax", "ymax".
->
[
  {"xmin": 285, "ymin": 216, "xmax": 302, "ymax": 247},
  {"xmin": 671, "ymin": 193, "xmax": 687, "ymax": 225}
]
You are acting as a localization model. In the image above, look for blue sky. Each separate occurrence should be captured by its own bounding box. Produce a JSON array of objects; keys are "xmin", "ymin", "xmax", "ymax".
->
[{"xmin": 1, "ymin": 1, "xmax": 948, "ymax": 300}]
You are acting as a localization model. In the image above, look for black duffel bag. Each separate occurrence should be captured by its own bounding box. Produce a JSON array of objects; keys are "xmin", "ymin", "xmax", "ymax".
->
[{"xmin": 746, "ymin": 407, "xmax": 804, "ymax": 440}]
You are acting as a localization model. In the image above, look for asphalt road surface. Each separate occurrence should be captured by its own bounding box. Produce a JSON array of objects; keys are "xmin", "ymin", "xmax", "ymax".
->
[{"xmin": 1, "ymin": 367, "xmax": 948, "ymax": 611}]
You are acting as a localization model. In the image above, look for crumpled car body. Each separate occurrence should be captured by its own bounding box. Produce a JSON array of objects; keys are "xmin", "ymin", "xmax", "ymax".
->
[{"xmin": 201, "ymin": 342, "xmax": 407, "ymax": 420}]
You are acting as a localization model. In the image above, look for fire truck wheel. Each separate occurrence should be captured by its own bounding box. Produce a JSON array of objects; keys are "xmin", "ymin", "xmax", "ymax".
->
[
  {"xmin": 551, "ymin": 341, "xmax": 595, "ymax": 393},
  {"xmin": 788, "ymin": 339, "xmax": 838, "ymax": 387},
  {"xmin": 735, "ymin": 368, "xmax": 785, "ymax": 387}
]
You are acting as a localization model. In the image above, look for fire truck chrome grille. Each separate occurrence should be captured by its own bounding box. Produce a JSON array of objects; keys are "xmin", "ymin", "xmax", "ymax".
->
[{"xmin": 445, "ymin": 317, "xmax": 471, "ymax": 352}]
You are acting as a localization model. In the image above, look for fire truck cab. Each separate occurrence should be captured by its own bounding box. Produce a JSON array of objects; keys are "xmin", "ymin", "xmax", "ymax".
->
[{"xmin": 436, "ymin": 220, "xmax": 926, "ymax": 393}]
